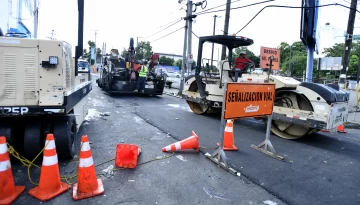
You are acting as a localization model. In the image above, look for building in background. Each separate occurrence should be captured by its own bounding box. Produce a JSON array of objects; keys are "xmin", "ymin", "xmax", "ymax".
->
[{"xmin": 0, "ymin": 0, "xmax": 36, "ymax": 37}]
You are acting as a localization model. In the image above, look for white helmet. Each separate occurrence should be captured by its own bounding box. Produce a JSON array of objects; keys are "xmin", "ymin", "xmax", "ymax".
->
[{"xmin": 240, "ymin": 51, "xmax": 246, "ymax": 55}]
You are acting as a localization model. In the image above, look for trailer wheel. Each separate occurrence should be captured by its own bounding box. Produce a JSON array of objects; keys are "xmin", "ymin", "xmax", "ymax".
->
[
  {"xmin": 53, "ymin": 116, "xmax": 77, "ymax": 160},
  {"xmin": 23, "ymin": 121, "xmax": 43, "ymax": 160},
  {"xmin": 0, "ymin": 123, "xmax": 14, "ymax": 146}
]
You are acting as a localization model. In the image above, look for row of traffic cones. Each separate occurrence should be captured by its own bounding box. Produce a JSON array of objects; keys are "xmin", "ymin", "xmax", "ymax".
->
[
  {"xmin": 161, "ymin": 120, "xmax": 237, "ymax": 153},
  {"xmin": 0, "ymin": 134, "xmax": 104, "ymax": 204}
]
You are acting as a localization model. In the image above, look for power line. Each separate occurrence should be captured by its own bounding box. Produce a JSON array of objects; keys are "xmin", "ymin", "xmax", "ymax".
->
[
  {"xmin": 142, "ymin": 19, "xmax": 183, "ymax": 40},
  {"xmin": 194, "ymin": 0, "xmax": 243, "ymax": 15},
  {"xmin": 196, "ymin": 0, "xmax": 276, "ymax": 16},
  {"xmin": 192, "ymin": 31, "xmax": 199, "ymax": 38},
  {"xmin": 235, "ymin": 3, "xmax": 360, "ymax": 34},
  {"xmin": 150, "ymin": 27, "xmax": 184, "ymax": 43}
]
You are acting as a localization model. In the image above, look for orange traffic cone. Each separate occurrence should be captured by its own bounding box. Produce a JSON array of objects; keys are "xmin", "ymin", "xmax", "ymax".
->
[
  {"xmin": 162, "ymin": 131, "xmax": 200, "ymax": 152},
  {"xmin": 115, "ymin": 144, "xmax": 141, "ymax": 169},
  {"xmin": 0, "ymin": 136, "xmax": 25, "ymax": 205},
  {"xmin": 222, "ymin": 120, "xmax": 238, "ymax": 151},
  {"xmin": 28, "ymin": 134, "xmax": 70, "ymax": 201},
  {"xmin": 336, "ymin": 124, "xmax": 346, "ymax": 133},
  {"xmin": 73, "ymin": 135, "xmax": 104, "ymax": 200}
]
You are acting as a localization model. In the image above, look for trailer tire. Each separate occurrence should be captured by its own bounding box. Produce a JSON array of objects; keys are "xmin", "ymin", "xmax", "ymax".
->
[
  {"xmin": 23, "ymin": 121, "xmax": 43, "ymax": 160},
  {"xmin": 53, "ymin": 116, "xmax": 77, "ymax": 160}
]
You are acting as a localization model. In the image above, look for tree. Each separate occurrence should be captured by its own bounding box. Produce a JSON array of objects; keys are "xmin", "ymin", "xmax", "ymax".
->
[
  {"xmin": 88, "ymin": 40, "xmax": 95, "ymax": 48},
  {"xmin": 277, "ymin": 41, "xmax": 307, "ymax": 76},
  {"xmin": 159, "ymin": 56, "xmax": 175, "ymax": 66},
  {"xmin": 322, "ymin": 43, "xmax": 345, "ymax": 57},
  {"xmin": 135, "ymin": 41, "xmax": 153, "ymax": 60},
  {"xmin": 322, "ymin": 42, "xmax": 360, "ymax": 77},
  {"xmin": 121, "ymin": 48, "xmax": 127, "ymax": 57},
  {"xmin": 348, "ymin": 55, "xmax": 358, "ymax": 76},
  {"xmin": 175, "ymin": 59, "xmax": 182, "ymax": 70}
]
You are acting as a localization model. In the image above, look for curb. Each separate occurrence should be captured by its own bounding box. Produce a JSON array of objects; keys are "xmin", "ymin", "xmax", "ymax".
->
[{"xmin": 162, "ymin": 91, "xmax": 182, "ymax": 99}]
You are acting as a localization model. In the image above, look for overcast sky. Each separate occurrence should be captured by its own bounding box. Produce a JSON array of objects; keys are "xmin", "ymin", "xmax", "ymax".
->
[{"xmin": 37, "ymin": 0, "xmax": 358, "ymax": 62}]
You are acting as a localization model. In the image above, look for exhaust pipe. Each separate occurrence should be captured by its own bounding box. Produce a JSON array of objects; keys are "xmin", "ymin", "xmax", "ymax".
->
[{"xmin": 214, "ymin": 102, "xmax": 220, "ymax": 107}]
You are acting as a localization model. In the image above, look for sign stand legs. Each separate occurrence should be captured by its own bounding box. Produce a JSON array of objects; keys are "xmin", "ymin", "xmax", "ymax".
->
[
  {"xmin": 251, "ymin": 114, "xmax": 284, "ymax": 161},
  {"xmin": 205, "ymin": 115, "xmax": 240, "ymax": 176},
  {"xmin": 205, "ymin": 81, "xmax": 240, "ymax": 176}
]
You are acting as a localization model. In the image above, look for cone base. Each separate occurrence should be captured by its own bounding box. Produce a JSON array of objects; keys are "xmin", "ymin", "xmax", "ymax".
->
[
  {"xmin": 28, "ymin": 181, "xmax": 70, "ymax": 202},
  {"xmin": 72, "ymin": 179, "xmax": 104, "ymax": 200},
  {"xmin": 0, "ymin": 185, "xmax": 25, "ymax": 205},
  {"xmin": 223, "ymin": 146, "xmax": 238, "ymax": 151},
  {"xmin": 216, "ymin": 143, "xmax": 238, "ymax": 151}
]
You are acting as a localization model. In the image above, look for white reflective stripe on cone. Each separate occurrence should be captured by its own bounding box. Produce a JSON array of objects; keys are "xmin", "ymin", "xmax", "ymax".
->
[
  {"xmin": 0, "ymin": 143, "xmax": 8, "ymax": 154},
  {"xmin": 0, "ymin": 160, "xmax": 11, "ymax": 172},
  {"xmin": 225, "ymin": 126, "xmax": 233, "ymax": 132},
  {"xmin": 165, "ymin": 145, "xmax": 172, "ymax": 151},
  {"xmin": 174, "ymin": 142, "xmax": 181, "ymax": 150},
  {"xmin": 79, "ymin": 156, "xmax": 94, "ymax": 168},
  {"xmin": 45, "ymin": 140, "xmax": 56, "ymax": 150},
  {"xmin": 81, "ymin": 142, "xmax": 91, "ymax": 152},
  {"xmin": 43, "ymin": 155, "xmax": 58, "ymax": 166}
]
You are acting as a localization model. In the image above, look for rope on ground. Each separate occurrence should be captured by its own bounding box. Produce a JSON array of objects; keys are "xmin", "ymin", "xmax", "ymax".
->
[{"xmin": 6, "ymin": 142, "xmax": 176, "ymax": 186}]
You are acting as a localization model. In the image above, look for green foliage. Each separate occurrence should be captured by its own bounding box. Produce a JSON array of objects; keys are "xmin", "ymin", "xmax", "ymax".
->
[
  {"xmin": 159, "ymin": 56, "xmax": 175, "ymax": 66},
  {"xmin": 322, "ymin": 42, "xmax": 360, "ymax": 77},
  {"xmin": 322, "ymin": 43, "xmax": 344, "ymax": 57},
  {"xmin": 88, "ymin": 40, "xmax": 95, "ymax": 48},
  {"xmin": 348, "ymin": 55, "xmax": 358, "ymax": 76},
  {"xmin": 135, "ymin": 41, "xmax": 153, "ymax": 60},
  {"xmin": 175, "ymin": 59, "xmax": 182, "ymax": 70},
  {"xmin": 121, "ymin": 48, "xmax": 127, "ymax": 57},
  {"xmin": 277, "ymin": 41, "xmax": 308, "ymax": 76}
]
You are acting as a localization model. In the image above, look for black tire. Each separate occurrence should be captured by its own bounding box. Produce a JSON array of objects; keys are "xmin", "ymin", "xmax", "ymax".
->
[
  {"xmin": 23, "ymin": 121, "xmax": 42, "ymax": 160},
  {"xmin": 53, "ymin": 116, "xmax": 77, "ymax": 160},
  {"xmin": 0, "ymin": 123, "xmax": 13, "ymax": 146}
]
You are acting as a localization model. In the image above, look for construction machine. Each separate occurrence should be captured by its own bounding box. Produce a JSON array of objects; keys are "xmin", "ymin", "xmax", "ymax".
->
[
  {"xmin": 0, "ymin": 0, "xmax": 90, "ymax": 159},
  {"xmin": 181, "ymin": 35, "xmax": 349, "ymax": 139},
  {"xmin": 96, "ymin": 38, "xmax": 166, "ymax": 95}
]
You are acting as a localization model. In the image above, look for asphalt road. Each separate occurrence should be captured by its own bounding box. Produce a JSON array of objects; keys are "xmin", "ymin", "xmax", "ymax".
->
[
  {"xmin": 8, "ymin": 75, "xmax": 284, "ymax": 205},
  {"xmin": 131, "ymin": 91, "xmax": 360, "ymax": 205}
]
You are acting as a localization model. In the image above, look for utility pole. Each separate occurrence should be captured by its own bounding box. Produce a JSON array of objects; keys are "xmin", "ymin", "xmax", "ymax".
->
[
  {"xmin": 93, "ymin": 30, "xmax": 99, "ymax": 66},
  {"xmin": 47, "ymin": 30, "xmax": 56, "ymax": 40},
  {"xmin": 340, "ymin": 0, "xmax": 357, "ymax": 89},
  {"xmin": 179, "ymin": 18, "xmax": 188, "ymax": 95},
  {"xmin": 210, "ymin": 15, "xmax": 221, "ymax": 70},
  {"xmin": 33, "ymin": 0, "xmax": 38, "ymax": 38},
  {"xmin": 186, "ymin": 0, "xmax": 193, "ymax": 76},
  {"xmin": 221, "ymin": 0, "xmax": 231, "ymax": 60}
]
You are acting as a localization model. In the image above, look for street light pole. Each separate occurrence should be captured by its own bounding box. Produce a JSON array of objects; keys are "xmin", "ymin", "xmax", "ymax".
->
[
  {"xmin": 210, "ymin": 15, "xmax": 221, "ymax": 70},
  {"xmin": 137, "ymin": 37, "xmax": 142, "ymax": 47}
]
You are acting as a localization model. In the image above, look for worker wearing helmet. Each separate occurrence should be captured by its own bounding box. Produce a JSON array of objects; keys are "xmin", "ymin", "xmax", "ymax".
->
[
  {"xmin": 134, "ymin": 60, "xmax": 148, "ymax": 93},
  {"xmin": 233, "ymin": 51, "xmax": 253, "ymax": 81}
]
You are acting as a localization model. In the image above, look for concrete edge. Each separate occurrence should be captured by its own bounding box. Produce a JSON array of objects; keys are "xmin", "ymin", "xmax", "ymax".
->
[{"xmin": 162, "ymin": 91, "xmax": 182, "ymax": 99}]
